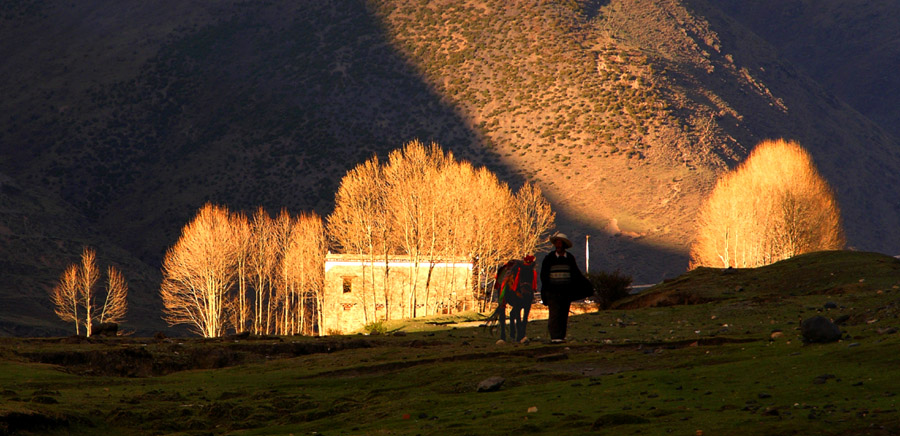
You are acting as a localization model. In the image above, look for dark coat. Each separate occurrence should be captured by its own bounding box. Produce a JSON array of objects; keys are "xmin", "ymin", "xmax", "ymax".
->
[{"xmin": 540, "ymin": 250, "xmax": 580, "ymax": 302}]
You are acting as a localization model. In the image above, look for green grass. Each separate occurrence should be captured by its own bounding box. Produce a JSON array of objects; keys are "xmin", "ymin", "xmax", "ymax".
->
[{"xmin": 2, "ymin": 251, "xmax": 899, "ymax": 435}]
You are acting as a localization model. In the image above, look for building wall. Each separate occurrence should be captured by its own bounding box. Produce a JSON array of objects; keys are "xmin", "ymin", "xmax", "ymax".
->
[{"xmin": 322, "ymin": 254, "xmax": 476, "ymax": 334}]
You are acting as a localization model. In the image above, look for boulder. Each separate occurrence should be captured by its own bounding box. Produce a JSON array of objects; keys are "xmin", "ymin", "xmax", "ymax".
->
[
  {"xmin": 476, "ymin": 376, "xmax": 505, "ymax": 392},
  {"xmin": 93, "ymin": 323, "xmax": 118, "ymax": 337},
  {"xmin": 801, "ymin": 316, "xmax": 842, "ymax": 343}
]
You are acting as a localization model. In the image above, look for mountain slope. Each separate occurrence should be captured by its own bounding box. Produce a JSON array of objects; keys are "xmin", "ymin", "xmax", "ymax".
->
[
  {"xmin": 0, "ymin": 171, "xmax": 166, "ymax": 336},
  {"xmin": 370, "ymin": 0, "xmax": 900, "ymax": 268},
  {"xmin": 714, "ymin": 0, "xmax": 900, "ymax": 140},
  {"xmin": 1, "ymin": 0, "xmax": 899, "ymax": 334}
]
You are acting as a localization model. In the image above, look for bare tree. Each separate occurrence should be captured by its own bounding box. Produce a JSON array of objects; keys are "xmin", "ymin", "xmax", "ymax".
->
[
  {"xmin": 328, "ymin": 157, "xmax": 388, "ymax": 322},
  {"xmin": 160, "ymin": 203, "xmax": 237, "ymax": 338},
  {"xmin": 99, "ymin": 266, "xmax": 128, "ymax": 325},
  {"xmin": 512, "ymin": 182, "xmax": 555, "ymax": 258},
  {"xmin": 431, "ymin": 162, "xmax": 473, "ymax": 313},
  {"xmin": 248, "ymin": 207, "xmax": 278, "ymax": 335},
  {"xmin": 51, "ymin": 247, "xmax": 129, "ymax": 336},
  {"xmin": 285, "ymin": 212, "xmax": 326, "ymax": 335},
  {"xmin": 383, "ymin": 140, "xmax": 453, "ymax": 318},
  {"xmin": 271, "ymin": 209, "xmax": 298, "ymax": 336},
  {"xmin": 50, "ymin": 264, "xmax": 80, "ymax": 335},
  {"xmin": 326, "ymin": 140, "xmax": 555, "ymax": 316},
  {"xmin": 691, "ymin": 139, "xmax": 845, "ymax": 268},
  {"xmin": 282, "ymin": 221, "xmax": 303, "ymax": 335},
  {"xmin": 470, "ymin": 168, "xmax": 518, "ymax": 310},
  {"xmin": 228, "ymin": 211, "xmax": 253, "ymax": 333},
  {"xmin": 78, "ymin": 247, "xmax": 100, "ymax": 336}
]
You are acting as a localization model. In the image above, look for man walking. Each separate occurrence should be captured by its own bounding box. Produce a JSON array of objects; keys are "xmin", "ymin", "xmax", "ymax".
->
[{"xmin": 540, "ymin": 232, "xmax": 582, "ymax": 343}]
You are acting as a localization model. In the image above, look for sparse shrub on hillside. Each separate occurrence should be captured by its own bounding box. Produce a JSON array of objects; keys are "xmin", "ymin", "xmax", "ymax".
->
[
  {"xmin": 690, "ymin": 139, "xmax": 845, "ymax": 268},
  {"xmin": 367, "ymin": 0, "xmax": 670, "ymax": 165},
  {"xmin": 588, "ymin": 269, "xmax": 633, "ymax": 309}
]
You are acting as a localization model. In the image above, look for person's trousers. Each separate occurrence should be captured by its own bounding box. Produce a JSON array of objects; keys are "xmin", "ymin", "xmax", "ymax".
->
[{"xmin": 547, "ymin": 298, "xmax": 570, "ymax": 340}]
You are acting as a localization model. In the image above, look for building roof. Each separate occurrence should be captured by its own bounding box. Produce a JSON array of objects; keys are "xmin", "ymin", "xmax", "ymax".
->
[{"xmin": 324, "ymin": 253, "xmax": 473, "ymax": 272}]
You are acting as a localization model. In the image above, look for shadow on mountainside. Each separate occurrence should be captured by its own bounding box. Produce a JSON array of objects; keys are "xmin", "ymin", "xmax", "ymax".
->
[
  {"xmin": 0, "ymin": 1, "xmax": 689, "ymax": 334},
  {"xmin": 712, "ymin": 0, "xmax": 900, "ymax": 140},
  {"xmin": 12, "ymin": 0, "xmax": 900, "ymax": 335}
]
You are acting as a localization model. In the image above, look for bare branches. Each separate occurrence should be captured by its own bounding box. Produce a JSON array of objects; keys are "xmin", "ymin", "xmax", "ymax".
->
[
  {"xmin": 326, "ymin": 140, "xmax": 556, "ymax": 316},
  {"xmin": 50, "ymin": 265, "xmax": 80, "ymax": 335},
  {"xmin": 284, "ymin": 212, "xmax": 326, "ymax": 335},
  {"xmin": 248, "ymin": 207, "xmax": 277, "ymax": 335},
  {"xmin": 513, "ymin": 182, "xmax": 555, "ymax": 257},
  {"xmin": 78, "ymin": 247, "xmax": 100, "ymax": 336},
  {"xmin": 161, "ymin": 203, "xmax": 326, "ymax": 337},
  {"xmin": 161, "ymin": 203, "xmax": 237, "ymax": 338},
  {"xmin": 50, "ymin": 246, "xmax": 129, "ymax": 336},
  {"xmin": 229, "ymin": 211, "xmax": 253, "ymax": 334},
  {"xmin": 691, "ymin": 139, "xmax": 845, "ymax": 268},
  {"xmin": 100, "ymin": 266, "xmax": 128, "ymax": 324}
]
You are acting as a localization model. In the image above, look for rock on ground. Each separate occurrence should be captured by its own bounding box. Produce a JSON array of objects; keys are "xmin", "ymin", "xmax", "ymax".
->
[{"xmin": 801, "ymin": 316, "xmax": 842, "ymax": 343}]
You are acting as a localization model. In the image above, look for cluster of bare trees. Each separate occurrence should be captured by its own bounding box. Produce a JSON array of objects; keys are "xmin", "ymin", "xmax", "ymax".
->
[
  {"xmin": 50, "ymin": 247, "xmax": 128, "ymax": 336},
  {"xmin": 327, "ymin": 140, "xmax": 555, "ymax": 319},
  {"xmin": 160, "ymin": 204, "xmax": 325, "ymax": 338},
  {"xmin": 691, "ymin": 139, "xmax": 845, "ymax": 268}
]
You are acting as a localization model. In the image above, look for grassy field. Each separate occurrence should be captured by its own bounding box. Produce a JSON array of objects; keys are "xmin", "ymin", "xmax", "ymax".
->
[{"xmin": 1, "ymin": 251, "xmax": 899, "ymax": 435}]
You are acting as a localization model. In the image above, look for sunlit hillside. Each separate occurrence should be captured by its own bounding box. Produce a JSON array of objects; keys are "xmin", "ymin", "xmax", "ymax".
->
[{"xmin": 1, "ymin": 0, "xmax": 899, "ymax": 335}]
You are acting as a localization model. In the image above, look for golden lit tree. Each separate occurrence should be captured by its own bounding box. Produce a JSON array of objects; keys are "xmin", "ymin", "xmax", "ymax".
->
[
  {"xmin": 50, "ymin": 264, "xmax": 80, "ymax": 335},
  {"xmin": 283, "ymin": 212, "xmax": 326, "ymax": 335},
  {"xmin": 50, "ymin": 246, "xmax": 129, "ymax": 336},
  {"xmin": 383, "ymin": 140, "xmax": 451, "ymax": 318},
  {"xmin": 459, "ymin": 167, "xmax": 511, "ymax": 309},
  {"xmin": 272, "ymin": 208, "xmax": 324, "ymax": 336},
  {"xmin": 248, "ymin": 207, "xmax": 279, "ymax": 335},
  {"xmin": 160, "ymin": 203, "xmax": 237, "ymax": 338},
  {"xmin": 328, "ymin": 157, "xmax": 388, "ymax": 322},
  {"xmin": 271, "ymin": 209, "xmax": 294, "ymax": 335},
  {"xmin": 327, "ymin": 140, "xmax": 555, "ymax": 316},
  {"xmin": 162, "ymin": 203, "xmax": 326, "ymax": 337},
  {"xmin": 99, "ymin": 266, "xmax": 128, "ymax": 325},
  {"xmin": 691, "ymin": 139, "xmax": 845, "ymax": 268},
  {"xmin": 227, "ymin": 211, "xmax": 253, "ymax": 333},
  {"xmin": 78, "ymin": 247, "xmax": 100, "ymax": 336},
  {"xmin": 512, "ymin": 182, "xmax": 555, "ymax": 259}
]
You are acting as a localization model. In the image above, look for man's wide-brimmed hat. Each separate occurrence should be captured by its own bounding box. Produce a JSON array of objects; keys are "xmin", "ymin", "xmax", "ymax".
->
[{"xmin": 549, "ymin": 232, "xmax": 573, "ymax": 249}]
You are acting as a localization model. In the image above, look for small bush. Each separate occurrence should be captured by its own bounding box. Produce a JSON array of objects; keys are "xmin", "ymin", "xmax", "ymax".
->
[
  {"xmin": 588, "ymin": 269, "xmax": 633, "ymax": 309},
  {"xmin": 363, "ymin": 320, "xmax": 388, "ymax": 335}
]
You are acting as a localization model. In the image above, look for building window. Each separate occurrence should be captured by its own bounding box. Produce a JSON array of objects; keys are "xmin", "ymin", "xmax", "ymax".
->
[{"xmin": 342, "ymin": 276, "xmax": 354, "ymax": 293}]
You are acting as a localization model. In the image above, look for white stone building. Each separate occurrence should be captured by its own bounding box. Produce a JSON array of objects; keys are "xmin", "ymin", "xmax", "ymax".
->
[{"xmin": 321, "ymin": 253, "xmax": 476, "ymax": 334}]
